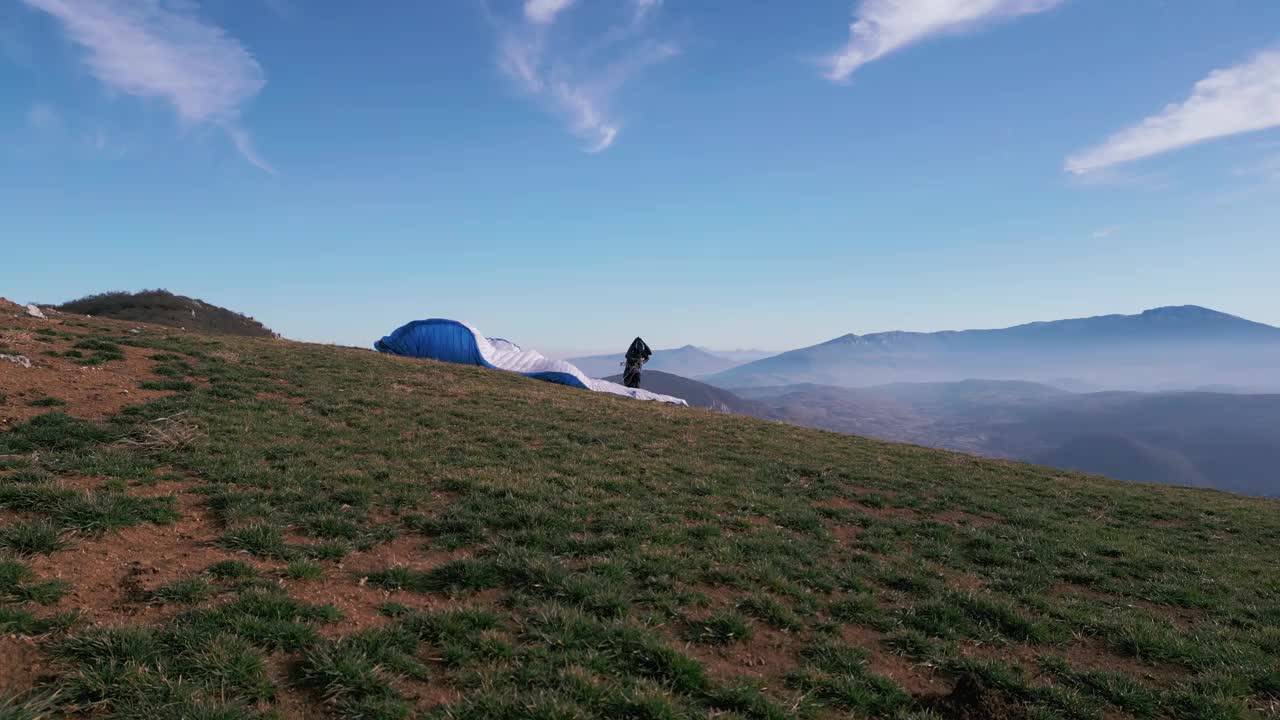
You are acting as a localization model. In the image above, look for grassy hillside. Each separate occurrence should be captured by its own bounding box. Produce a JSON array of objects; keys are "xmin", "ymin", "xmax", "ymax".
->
[
  {"xmin": 55, "ymin": 289, "xmax": 275, "ymax": 338},
  {"xmin": 0, "ymin": 302, "xmax": 1278, "ymax": 719}
]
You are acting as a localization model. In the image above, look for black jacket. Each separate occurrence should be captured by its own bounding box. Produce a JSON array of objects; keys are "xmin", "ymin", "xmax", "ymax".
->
[{"xmin": 624, "ymin": 337, "xmax": 652, "ymax": 366}]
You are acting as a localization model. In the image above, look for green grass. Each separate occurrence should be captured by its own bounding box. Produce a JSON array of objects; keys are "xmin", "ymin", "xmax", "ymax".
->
[
  {"xmin": 284, "ymin": 560, "xmax": 324, "ymax": 581},
  {"xmin": 788, "ymin": 639, "xmax": 911, "ymax": 715},
  {"xmin": 139, "ymin": 379, "xmax": 196, "ymax": 392},
  {"xmin": 1, "ymin": 314, "xmax": 1278, "ymax": 718},
  {"xmin": 24, "ymin": 397, "xmax": 65, "ymax": 408},
  {"xmin": 0, "ymin": 520, "xmax": 66, "ymax": 556},
  {"xmin": 0, "ymin": 560, "xmax": 69, "ymax": 606},
  {"xmin": 738, "ymin": 593, "xmax": 803, "ymax": 632},
  {"xmin": 219, "ymin": 524, "xmax": 293, "ymax": 559},
  {"xmin": 684, "ymin": 610, "xmax": 754, "ymax": 645},
  {"xmin": 149, "ymin": 577, "xmax": 215, "ymax": 604},
  {"xmin": 47, "ymin": 596, "xmax": 287, "ymax": 717},
  {"xmin": 0, "ymin": 412, "xmax": 117, "ymax": 453},
  {"xmin": 206, "ymin": 560, "xmax": 258, "ymax": 581},
  {"xmin": 70, "ymin": 338, "xmax": 125, "ymax": 365},
  {"xmin": 0, "ymin": 483, "xmax": 178, "ymax": 534}
]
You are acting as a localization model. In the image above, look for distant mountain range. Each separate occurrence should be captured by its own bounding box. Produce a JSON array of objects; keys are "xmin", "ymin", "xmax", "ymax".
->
[
  {"xmin": 571, "ymin": 345, "xmax": 765, "ymax": 379},
  {"xmin": 570, "ymin": 305, "xmax": 1280, "ymax": 495},
  {"xmin": 736, "ymin": 380, "xmax": 1280, "ymax": 497},
  {"xmin": 708, "ymin": 306, "xmax": 1280, "ymax": 391},
  {"xmin": 700, "ymin": 349, "xmax": 777, "ymax": 365}
]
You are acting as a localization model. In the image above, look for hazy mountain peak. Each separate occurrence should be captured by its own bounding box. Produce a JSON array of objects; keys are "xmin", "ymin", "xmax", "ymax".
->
[
  {"xmin": 707, "ymin": 305, "xmax": 1280, "ymax": 391},
  {"xmin": 570, "ymin": 344, "xmax": 741, "ymax": 378},
  {"xmin": 1139, "ymin": 305, "xmax": 1231, "ymax": 319}
]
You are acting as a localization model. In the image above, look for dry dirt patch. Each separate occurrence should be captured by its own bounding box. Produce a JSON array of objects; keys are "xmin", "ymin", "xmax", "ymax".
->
[
  {"xmin": 25, "ymin": 485, "xmax": 222, "ymax": 626},
  {"xmin": 840, "ymin": 624, "xmax": 949, "ymax": 697},
  {"xmin": 0, "ymin": 301, "xmax": 175, "ymax": 428},
  {"xmin": 678, "ymin": 623, "xmax": 801, "ymax": 684},
  {"xmin": 0, "ymin": 634, "xmax": 44, "ymax": 695}
]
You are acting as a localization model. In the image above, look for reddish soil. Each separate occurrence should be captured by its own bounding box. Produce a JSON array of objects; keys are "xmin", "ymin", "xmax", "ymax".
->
[
  {"xmin": 947, "ymin": 573, "xmax": 986, "ymax": 592},
  {"xmin": 285, "ymin": 538, "xmax": 484, "ymax": 636},
  {"xmin": 840, "ymin": 624, "xmax": 949, "ymax": 696},
  {"xmin": 830, "ymin": 523, "xmax": 863, "ymax": 544},
  {"xmin": 1051, "ymin": 582, "xmax": 1207, "ymax": 628},
  {"xmin": 931, "ymin": 509, "xmax": 997, "ymax": 528},
  {"xmin": 255, "ymin": 390, "xmax": 304, "ymax": 406},
  {"xmin": 264, "ymin": 655, "xmax": 325, "ymax": 720},
  {"xmin": 1061, "ymin": 638, "xmax": 1185, "ymax": 686},
  {"xmin": 817, "ymin": 495, "xmax": 918, "ymax": 520},
  {"xmin": 957, "ymin": 636, "xmax": 1184, "ymax": 687},
  {"xmin": 0, "ymin": 634, "xmax": 45, "ymax": 695},
  {"xmin": 50, "ymin": 474, "xmax": 107, "ymax": 492},
  {"xmin": 678, "ymin": 623, "xmax": 801, "ymax": 684},
  {"xmin": 0, "ymin": 300, "xmax": 175, "ymax": 429},
  {"xmin": 25, "ymin": 483, "xmax": 227, "ymax": 626},
  {"xmin": 922, "ymin": 673, "xmax": 1037, "ymax": 720}
]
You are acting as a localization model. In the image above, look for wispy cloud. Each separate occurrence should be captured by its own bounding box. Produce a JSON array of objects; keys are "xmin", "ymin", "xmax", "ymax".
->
[
  {"xmin": 491, "ymin": 0, "xmax": 677, "ymax": 152},
  {"xmin": 226, "ymin": 125, "xmax": 275, "ymax": 174},
  {"xmin": 27, "ymin": 101, "xmax": 61, "ymax": 132},
  {"xmin": 822, "ymin": 0, "xmax": 1063, "ymax": 82},
  {"xmin": 632, "ymin": 0, "xmax": 661, "ymax": 24},
  {"xmin": 1091, "ymin": 225, "xmax": 1119, "ymax": 240},
  {"xmin": 21, "ymin": 0, "xmax": 272, "ymax": 172},
  {"xmin": 524, "ymin": 0, "xmax": 575, "ymax": 25},
  {"xmin": 1066, "ymin": 49, "xmax": 1280, "ymax": 175},
  {"xmin": 1066, "ymin": 165, "xmax": 1169, "ymax": 190}
]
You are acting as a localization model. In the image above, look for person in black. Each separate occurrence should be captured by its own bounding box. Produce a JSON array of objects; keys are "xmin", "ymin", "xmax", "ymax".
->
[{"xmin": 622, "ymin": 337, "xmax": 652, "ymax": 389}]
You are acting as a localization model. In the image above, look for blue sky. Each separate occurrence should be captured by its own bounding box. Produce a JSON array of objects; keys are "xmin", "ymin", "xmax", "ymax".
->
[{"xmin": 3, "ymin": 0, "xmax": 1279, "ymax": 356}]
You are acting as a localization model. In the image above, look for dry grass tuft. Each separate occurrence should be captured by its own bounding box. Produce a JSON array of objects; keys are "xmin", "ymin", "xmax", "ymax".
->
[{"xmin": 118, "ymin": 411, "xmax": 203, "ymax": 450}]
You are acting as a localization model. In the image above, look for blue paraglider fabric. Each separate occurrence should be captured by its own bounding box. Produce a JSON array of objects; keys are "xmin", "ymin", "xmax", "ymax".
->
[{"xmin": 374, "ymin": 319, "xmax": 686, "ymax": 405}]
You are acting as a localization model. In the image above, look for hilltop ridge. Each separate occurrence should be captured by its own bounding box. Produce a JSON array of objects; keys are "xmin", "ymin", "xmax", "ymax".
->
[{"xmin": 53, "ymin": 289, "xmax": 276, "ymax": 338}]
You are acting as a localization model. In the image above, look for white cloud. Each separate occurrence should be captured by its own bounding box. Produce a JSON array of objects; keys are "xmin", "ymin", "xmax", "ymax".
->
[
  {"xmin": 1091, "ymin": 226, "xmax": 1119, "ymax": 240},
  {"xmin": 524, "ymin": 0, "xmax": 575, "ymax": 25},
  {"xmin": 226, "ymin": 124, "xmax": 275, "ymax": 174},
  {"xmin": 823, "ymin": 0, "xmax": 1063, "ymax": 82},
  {"xmin": 497, "ymin": 27, "xmax": 545, "ymax": 94},
  {"xmin": 551, "ymin": 81, "xmax": 619, "ymax": 153},
  {"xmin": 27, "ymin": 101, "xmax": 61, "ymax": 131},
  {"xmin": 22, "ymin": 0, "xmax": 272, "ymax": 172},
  {"xmin": 1066, "ymin": 50, "xmax": 1280, "ymax": 175},
  {"xmin": 632, "ymin": 0, "xmax": 661, "ymax": 23},
  {"xmin": 492, "ymin": 0, "xmax": 675, "ymax": 152}
]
